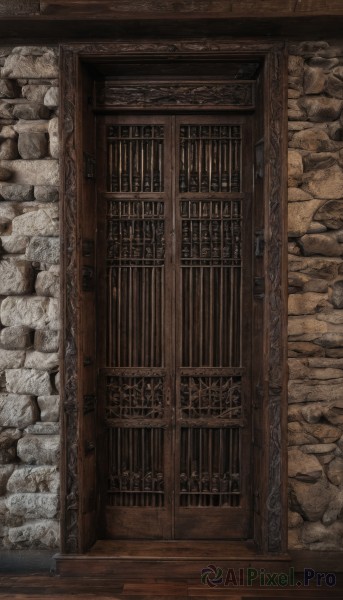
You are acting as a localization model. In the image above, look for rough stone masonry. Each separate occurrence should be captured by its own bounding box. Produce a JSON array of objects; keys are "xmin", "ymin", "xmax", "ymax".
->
[
  {"xmin": 0, "ymin": 42, "xmax": 343, "ymax": 551},
  {"xmin": 288, "ymin": 41, "xmax": 343, "ymax": 551},
  {"xmin": 0, "ymin": 46, "xmax": 60, "ymax": 548}
]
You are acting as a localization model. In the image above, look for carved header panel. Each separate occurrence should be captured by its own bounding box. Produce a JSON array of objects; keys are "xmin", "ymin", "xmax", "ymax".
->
[{"xmin": 96, "ymin": 82, "xmax": 255, "ymax": 109}]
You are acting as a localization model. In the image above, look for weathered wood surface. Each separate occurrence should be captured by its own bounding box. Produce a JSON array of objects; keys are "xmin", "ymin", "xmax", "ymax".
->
[
  {"xmin": 1, "ymin": 0, "xmax": 343, "ymax": 18},
  {"xmin": 39, "ymin": 0, "xmax": 343, "ymax": 17},
  {"xmin": 0, "ymin": 573, "xmax": 343, "ymax": 599}
]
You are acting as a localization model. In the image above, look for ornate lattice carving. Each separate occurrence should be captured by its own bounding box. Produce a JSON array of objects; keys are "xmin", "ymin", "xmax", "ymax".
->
[
  {"xmin": 180, "ymin": 376, "xmax": 241, "ymax": 419},
  {"xmin": 98, "ymin": 83, "xmax": 254, "ymax": 108},
  {"xmin": 179, "ymin": 125, "xmax": 241, "ymax": 193},
  {"xmin": 107, "ymin": 197, "xmax": 165, "ymax": 367},
  {"xmin": 106, "ymin": 376, "xmax": 164, "ymax": 419},
  {"xmin": 180, "ymin": 427, "xmax": 240, "ymax": 507},
  {"xmin": 108, "ymin": 125, "xmax": 164, "ymax": 192},
  {"xmin": 180, "ymin": 199, "xmax": 241, "ymax": 266},
  {"xmin": 107, "ymin": 427, "xmax": 164, "ymax": 507},
  {"xmin": 108, "ymin": 200, "xmax": 165, "ymax": 266}
]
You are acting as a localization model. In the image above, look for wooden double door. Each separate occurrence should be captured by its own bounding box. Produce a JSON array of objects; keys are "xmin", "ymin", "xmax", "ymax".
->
[{"xmin": 97, "ymin": 114, "xmax": 253, "ymax": 540}]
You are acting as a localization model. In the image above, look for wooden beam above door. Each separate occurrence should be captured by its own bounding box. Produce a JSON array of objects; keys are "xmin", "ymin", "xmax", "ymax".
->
[
  {"xmin": 38, "ymin": 0, "xmax": 343, "ymax": 18},
  {"xmin": 1, "ymin": 0, "xmax": 343, "ymax": 40}
]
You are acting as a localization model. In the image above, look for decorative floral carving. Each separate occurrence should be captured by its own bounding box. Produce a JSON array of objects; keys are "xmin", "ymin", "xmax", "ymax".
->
[
  {"xmin": 98, "ymin": 83, "xmax": 254, "ymax": 107},
  {"xmin": 265, "ymin": 48, "xmax": 287, "ymax": 553},
  {"xmin": 60, "ymin": 46, "xmax": 80, "ymax": 554}
]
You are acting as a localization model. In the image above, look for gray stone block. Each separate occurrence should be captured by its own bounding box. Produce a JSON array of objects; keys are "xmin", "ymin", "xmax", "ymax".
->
[
  {"xmin": 0, "ymin": 260, "xmax": 33, "ymax": 295},
  {"xmin": 12, "ymin": 206, "xmax": 59, "ymax": 237},
  {"xmin": 0, "ymin": 101, "xmax": 13, "ymax": 119},
  {"xmin": 37, "ymin": 395, "xmax": 59, "ymax": 422},
  {"xmin": 0, "ymin": 326, "xmax": 32, "ymax": 350},
  {"xmin": 0, "ymin": 160, "xmax": 58, "ymax": 186},
  {"xmin": 7, "ymin": 493, "xmax": 59, "ymax": 519},
  {"xmin": 5, "ymin": 369, "xmax": 52, "ymax": 396},
  {"xmin": 16, "ymin": 435, "xmax": 59, "ymax": 466},
  {"xmin": 35, "ymin": 270, "xmax": 59, "ymax": 298},
  {"xmin": 44, "ymin": 87, "xmax": 58, "ymax": 108},
  {"xmin": 0, "ymin": 465, "xmax": 14, "ymax": 494},
  {"xmin": 0, "ymin": 165, "xmax": 11, "ymax": 181},
  {"xmin": 2, "ymin": 51, "xmax": 58, "ymax": 79},
  {"xmin": 48, "ymin": 117, "xmax": 59, "ymax": 158},
  {"xmin": 0, "ymin": 447, "xmax": 16, "ymax": 464},
  {"xmin": 0, "ymin": 394, "xmax": 37, "ymax": 429},
  {"xmin": 0, "ymin": 202, "xmax": 19, "ymax": 221},
  {"xmin": 26, "ymin": 237, "xmax": 60, "ymax": 264},
  {"xmin": 18, "ymin": 132, "xmax": 48, "ymax": 160},
  {"xmin": 1, "ymin": 296, "xmax": 59, "ymax": 329},
  {"xmin": 8, "ymin": 519, "xmax": 59, "ymax": 549},
  {"xmin": 0, "ymin": 139, "xmax": 18, "ymax": 160},
  {"xmin": 14, "ymin": 120, "xmax": 49, "ymax": 134},
  {"xmin": 0, "ymin": 234, "xmax": 30, "ymax": 254},
  {"xmin": 0, "ymin": 350, "xmax": 25, "ymax": 369},
  {"xmin": 34, "ymin": 330, "xmax": 59, "ymax": 353},
  {"xmin": 0, "ymin": 428, "xmax": 21, "ymax": 450},
  {"xmin": 7, "ymin": 465, "xmax": 59, "ymax": 494},
  {"xmin": 21, "ymin": 84, "xmax": 50, "ymax": 104},
  {"xmin": 24, "ymin": 351, "xmax": 59, "ymax": 370},
  {"xmin": 13, "ymin": 104, "xmax": 50, "ymax": 121},
  {"xmin": 0, "ymin": 79, "xmax": 17, "ymax": 99},
  {"xmin": 0, "ymin": 183, "xmax": 34, "ymax": 202},
  {"xmin": 301, "ymin": 96, "xmax": 343, "ymax": 122},
  {"xmin": 34, "ymin": 186, "xmax": 58, "ymax": 203},
  {"xmin": 25, "ymin": 422, "xmax": 59, "ymax": 435}
]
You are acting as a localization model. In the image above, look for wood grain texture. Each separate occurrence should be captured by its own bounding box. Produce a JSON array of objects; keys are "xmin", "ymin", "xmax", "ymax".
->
[{"xmin": 39, "ymin": 0, "xmax": 343, "ymax": 17}]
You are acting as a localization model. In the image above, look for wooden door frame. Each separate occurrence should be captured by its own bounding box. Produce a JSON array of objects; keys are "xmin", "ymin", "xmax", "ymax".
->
[{"xmin": 59, "ymin": 40, "xmax": 288, "ymax": 555}]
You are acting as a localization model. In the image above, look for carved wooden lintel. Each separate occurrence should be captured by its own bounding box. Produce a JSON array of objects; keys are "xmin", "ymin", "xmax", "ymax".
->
[{"xmin": 97, "ymin": 82, "xmax": 255, "ymax": 108}]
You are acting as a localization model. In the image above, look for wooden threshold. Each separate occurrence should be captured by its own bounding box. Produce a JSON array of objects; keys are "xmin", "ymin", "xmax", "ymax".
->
[{"xmin": 55, "ymin": 540, "xmax": 291, "ymax": 578}]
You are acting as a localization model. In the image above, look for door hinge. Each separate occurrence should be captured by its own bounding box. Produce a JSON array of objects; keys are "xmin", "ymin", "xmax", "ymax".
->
[
  {"xmin": 254, "ymin": 490, "xmax": 260, "ymax": 513},
  {"xmin": 255, "ymin": 138, "xmax": 264, "ymax": 179},
  {"xmin": 253, "ymin": 384, "xmax": 263, "ymax": 409},
  {"xmin": 85, "ymin": 440, "xmax": 96, "ymax": 455},
  {"xmin": 253, "ymin": 277, "xmax": 265, "ymax": 300},
  {"xmin": 82, "ymin": 239, "xmax": 94, "ymax": 257},
  {"xmin": 82, "ymin": 265, "xmax": 95, "ymax": 292},
  {"xmin": 83, "ymin": 394, "xmax": 96, "ymax": 414},
  {"xmin": 254, "ymin": 230, "xmax": 265, "ymax": 257},
  {"xmin": 84, "ymin": 153, "xmax": 96, "ymax": 180}
]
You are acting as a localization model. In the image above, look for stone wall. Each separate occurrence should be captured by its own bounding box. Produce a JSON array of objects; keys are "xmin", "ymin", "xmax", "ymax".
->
[
  {"xmin": 0, "ymin": 46, "xmax": 60, "ymax": 548},
  {"xmin": 1, "ymin": 41, "xmax": 343, "ymax": 552},
  {"xmin": 288, "ymin": 41, "xmax": 343, "ymax": 551}
]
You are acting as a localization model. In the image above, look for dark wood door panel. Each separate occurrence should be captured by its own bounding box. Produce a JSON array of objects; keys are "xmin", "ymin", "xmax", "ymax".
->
[{"xmin": 96, "ymin": 113, "xmax": 253, "ymax": 541}]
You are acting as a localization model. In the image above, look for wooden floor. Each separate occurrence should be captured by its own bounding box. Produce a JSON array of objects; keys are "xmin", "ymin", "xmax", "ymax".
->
[
  {"xmin": 0, "ymin": 574, "xmax": 342, "ymax": 599},
  {"xmin": 1, "ymin": 546, "xmax": 342, "ymax": 599}
]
